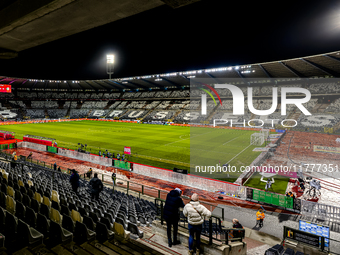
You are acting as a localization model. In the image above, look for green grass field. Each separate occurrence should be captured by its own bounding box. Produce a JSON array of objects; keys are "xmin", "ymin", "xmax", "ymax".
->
[
  {"xmin": 0, "ymin": 120, "xmax": 264, "ymax": 182},
  {"xmin": 243, "ymin": 172, "xmax": 289, "ymax": 194}
]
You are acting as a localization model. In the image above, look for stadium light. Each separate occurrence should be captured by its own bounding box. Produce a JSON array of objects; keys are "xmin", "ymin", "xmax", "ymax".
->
[{"xmin": 106, "ymin": 54, "xmax": 115, "ymax": 79}]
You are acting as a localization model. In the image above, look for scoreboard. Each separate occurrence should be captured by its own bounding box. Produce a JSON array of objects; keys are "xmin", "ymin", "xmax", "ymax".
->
[{"xmin": 0, "ymin": 85, "xmax": 11, "ymax": 93}]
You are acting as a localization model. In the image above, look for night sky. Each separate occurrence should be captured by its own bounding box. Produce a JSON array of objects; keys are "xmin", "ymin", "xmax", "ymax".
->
[{"xmin": 1, "ymin": 0, "xmax": 340, "ymax": 80}]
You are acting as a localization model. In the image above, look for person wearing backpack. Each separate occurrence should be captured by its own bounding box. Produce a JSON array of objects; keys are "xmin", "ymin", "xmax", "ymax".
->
[
  {"xmin": 183, "ymin": 193, "xmax": 211, "ymax": 255},
  {"xmin": 89, "ymin": 173, "xmax": 103, "ymax": 200}
]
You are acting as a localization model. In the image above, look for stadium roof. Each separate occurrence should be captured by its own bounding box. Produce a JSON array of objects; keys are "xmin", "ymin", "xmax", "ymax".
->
[{"xmin": 2, "ymin": 50, "xmax": 340, "ymax": 92}]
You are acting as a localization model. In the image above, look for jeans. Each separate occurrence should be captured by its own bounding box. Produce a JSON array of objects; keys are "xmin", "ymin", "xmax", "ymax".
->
[
  {"xmin": 166, "ymin": 219, "xmax": 179, "ymax": 244},
  {"xmin": 188, "ymin": 223, "xmax": 202, "ymax": 251}
]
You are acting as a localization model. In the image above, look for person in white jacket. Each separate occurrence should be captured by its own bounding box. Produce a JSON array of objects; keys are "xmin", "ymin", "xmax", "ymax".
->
[{"xmin": 183, "ymin": 193, "xmax": 211, "ymax": 255}]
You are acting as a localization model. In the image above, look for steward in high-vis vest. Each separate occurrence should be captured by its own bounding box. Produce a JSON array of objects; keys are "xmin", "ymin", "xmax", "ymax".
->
[{"xmin": 256, "ymin": 209, "xmax": 265, "ymax": 227}]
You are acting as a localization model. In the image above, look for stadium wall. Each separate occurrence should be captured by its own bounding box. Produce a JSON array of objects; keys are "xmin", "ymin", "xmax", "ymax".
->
[{"xmin": 132, "ymin": 163, "xmax": 246, "ymax": 198}]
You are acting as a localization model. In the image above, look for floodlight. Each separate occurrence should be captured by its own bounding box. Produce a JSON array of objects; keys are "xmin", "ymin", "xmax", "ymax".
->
[
  {"xmin": 106, "ymin": 54, "xmax": 115, "ymax": 79},
  {"xmin": 107, "ymin": 54, "xmax": 114, "ymax": 64}
]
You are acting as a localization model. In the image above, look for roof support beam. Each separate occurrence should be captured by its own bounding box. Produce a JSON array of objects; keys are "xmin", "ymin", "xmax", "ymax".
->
[
  {"xmin": 258, "ymin": 64, "xmax": 272, "ymax": 78},
  {"xmin": 141, "ymin": 79, "xmax": 164, "ymax": 89},
  {"xmin": 300, "ymin": 58, "xmax": 335, "ymax": 77},
  {"xmin": 279, "ymin": 61, "xmax": 303, "ymax": 77},
  {"xmin": 161, "ymin": 77, "xmax": 183, "ymax": 89}
]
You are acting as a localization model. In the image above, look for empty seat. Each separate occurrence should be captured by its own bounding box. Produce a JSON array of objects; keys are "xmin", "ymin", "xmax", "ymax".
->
[
  {"xmin": 0, "ymin": 207, "xmax": 5, "ymax": 232},
  {"xmin": 14, "ymin": 189, "xmax": 23, "ymax": 202},
  {"xmin": 40, "ymin": 203, "xmax": 50, "ymax": 219},
  {"xmin": 51, "ymin": 200, "xmax": 61, "ymax": 211},
  {"xmin": 96, "ymin": 221, "xmax": 114, "ymax": 243},
  {"xmin": 25, "ymin": 207, "xmax": 37, "ymax": 228},
  {"xmin": 22, "ymin": 194, "xmax": 31, "ymax": 208},
  {"xmin": 74, "ymin": 221, "xmax": 95, "ymax": 244},
  {"xmin": 36, "ymin": 212, "xmax": 50, "ymax": 237},
  {"xmin": 83, "ymin": 215, "xmax": 95, "ymax": 231},
  {"xmin": 71, "ymin": 209, "xmax": 83, "ymax": 223},
  {"xmin": 49, "ymin": 220, "xmax": 73, "ymax": 247},
  {"xmin": 15, "ymin": 201, "xmax": 26, "ymax": 221},
  {"xmin": 34, "ymin": 192, "xmax": 43, "ymax": 203},
  {"xmin": 31, "ymin": 199, "xmax": 40, "ymax": 214},
  {"xmin": 6, "ymin": 195, "xmax": 16, "ymax": 214},
  {"xmin": 43, "ymin": 196, "xmax": 51, "ymax": 208},
  {"xmin": 5, "ymin": 211, "xmax": 18, "ymax": 248},
  {"xmin": 61, "ymin": 204, "xmax": 70, "ymax": 217},
  {"xmin": 128, "ymin": 222, "xmax": 143, "ymax": 238},
  {"xmin": 62, "ymin": 214, "xmax": 75, "ymax": 233},
  {"xmin": 0, "ymin": 192, "xmax": 6, "ymax": 208},
  {"xmin": 50, "ymin": 208, "xmax": 63, "ymax": 225},
  {"xmin": 17, "ymin": 219, "xmax": 44, "ymax": 249},
  {"xmin": 7, "ymin": 186, "xmax": 15, "ymax": 198}
]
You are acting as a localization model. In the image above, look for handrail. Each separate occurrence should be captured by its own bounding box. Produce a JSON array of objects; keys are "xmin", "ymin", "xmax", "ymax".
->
[
  {"xmin": 0, "ymin": 150, "xmax": 225, "ymax": 219},
  {"xmin": 154, "ymin": 198, "xmax": 243, "ymax": 245}
]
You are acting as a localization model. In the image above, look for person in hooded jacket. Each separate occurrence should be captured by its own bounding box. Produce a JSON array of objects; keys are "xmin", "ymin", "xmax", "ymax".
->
[
  {"xmin": 183, "ymin": 193, "xmax": 211, "ymax": 255},
  {"xmin": 69, "ymin": 169, "xmax": 80, "ymax": 196},
  {"xmin": 89, "ymin": 173, "xmax": 103, "ymax": 200},
  {"xmin": 163, "ymin": 188, "xmax": 185, "ymax": 247}
]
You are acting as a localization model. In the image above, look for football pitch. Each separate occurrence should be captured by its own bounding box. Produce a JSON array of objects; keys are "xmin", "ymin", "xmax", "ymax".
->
[{"xmin": 0, "ymin": 121, "xmax": 264, "ymax": 182}]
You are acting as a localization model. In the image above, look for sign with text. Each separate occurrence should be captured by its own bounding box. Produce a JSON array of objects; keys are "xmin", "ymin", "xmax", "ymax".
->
[
  {"xmin": 285, "ymin": 226, "xmax": 321, "ymax": 248},
  {"xmin": 299, "ymin": 220, "xmax": 329, "ymax": 248},
  {"xmin": 124, "ymin": 146, "xmax": 131, "ymax": 154}
]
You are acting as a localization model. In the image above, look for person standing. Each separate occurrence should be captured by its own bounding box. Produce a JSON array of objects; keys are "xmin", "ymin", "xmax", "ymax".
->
[
  {"xmin": 89, "ymin": 173, "xmax": 103, "ymax": 200},
  {"xmin": 112, "ymin": 172, "xmax": 116, "ymax": 187},
  {"xmin": 86, "ymin": 168, "xmax": 93, "ymax": 179},
  {"xmin": 163, "ymin": 188, "xmax": 185, "ymax": 247},
  {"xmin": 183, "ymin": 193, "xmax": 211, "ymax": 255},
  {"xmin": 256, "ymin": 208, "xmax": 265, "ymax": 228},
  {"xmin": 54, "ymin": 162, "xmax": 57, "ymax": 171},
  {"xmin": 69, "ymin": 169, "xmax": 80, "ymax": 196}
]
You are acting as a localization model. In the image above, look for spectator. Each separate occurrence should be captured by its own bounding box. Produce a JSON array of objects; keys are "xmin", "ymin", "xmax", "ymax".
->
[
  {"xmin": 256, "ymin": 209, "xmax": 265, "ymax": 228},
  {"xmin": 99, "ymin": 150, "xmax": 101, "ymax": 156},
  {"xmin": 54, "ymin": 162, "xmax": 57, "ymax": 171},
  {"xmin": 163, "ymin": 188, "xmax": 185, "ymax": 247},
  {"xmin": 112, "ymin": 172, "xmax": 116, "ymax": 186},
  {"xmin": 232, "ymin": 219, "xmax": 244, "ymax": 242},
  {"xmin": 89, "ymin": 173, "xmax": 103, "ymax": 200},
  {"xmin": 86, "ymin": 168, "xmax": 93, "ymax": 179},
  {"xmin": 183, "ymin": 193, "xmax": 211, "ymax": 255},
  {"xmin": 27, "ymin": 152, "xmax": 33, "ymax": 160},
  {"xmin": 11, "ymin": 153, "xmax": 18, "ymax": 169},
  {"xmin": 57, "ymin": 166, "xmax": 61, "ymax": 172},
  {"xmin": 69, "ymin": 169, "xmax": 80, "ymax": 196}
]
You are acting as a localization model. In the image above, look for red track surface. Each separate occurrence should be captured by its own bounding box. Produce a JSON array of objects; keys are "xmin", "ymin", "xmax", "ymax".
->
[{"xmin": 5, "ymin": 147, "xmax": 296, "ymax": 214}]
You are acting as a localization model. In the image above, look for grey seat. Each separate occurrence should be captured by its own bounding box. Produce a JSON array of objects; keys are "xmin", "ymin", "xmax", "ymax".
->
[
  {"xmin": 17, "ymin": 219, "xmax": 44, "ymax": 249},
  {"xmin": 49, "ymin": 220, "xmax": 73, "ymax": 246}
]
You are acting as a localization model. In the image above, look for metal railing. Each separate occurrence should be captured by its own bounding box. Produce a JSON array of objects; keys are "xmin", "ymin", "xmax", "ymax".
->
[{"xmin": 154, "ymin": 198, "xmax": 245, "ymax": 245}]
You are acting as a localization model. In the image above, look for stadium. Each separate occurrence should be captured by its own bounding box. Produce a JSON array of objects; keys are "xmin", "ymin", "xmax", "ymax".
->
[{"xmin": 0, "ymin": 1, "xmax": 340, "ymax": 255}]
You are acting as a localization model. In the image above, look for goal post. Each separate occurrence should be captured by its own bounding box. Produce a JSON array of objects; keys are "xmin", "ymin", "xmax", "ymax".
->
[{"xmin": 250, "ymin": 132, "xmax": 265, "ymax": 146}]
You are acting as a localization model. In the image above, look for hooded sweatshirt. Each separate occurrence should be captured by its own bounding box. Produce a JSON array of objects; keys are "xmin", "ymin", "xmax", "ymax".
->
[{"xmin": 163, "ymin": 189, "xmax": 185, "ymax": 221}]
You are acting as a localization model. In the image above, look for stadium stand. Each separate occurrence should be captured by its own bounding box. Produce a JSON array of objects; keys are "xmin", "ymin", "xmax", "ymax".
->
[{"xmin": 0, "ymin": 156, "xmax": 156, "ymax": 253}]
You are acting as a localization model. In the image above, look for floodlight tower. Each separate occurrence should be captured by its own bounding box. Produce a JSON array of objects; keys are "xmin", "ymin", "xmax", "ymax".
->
[{"xmin": 106, "ymin": 54, "xmax": 115, "ymax": 79}]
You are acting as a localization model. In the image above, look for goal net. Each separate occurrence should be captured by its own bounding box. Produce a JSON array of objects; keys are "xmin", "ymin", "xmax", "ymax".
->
[{"xmin": 250, "ymin": 133, "xmax": 265, "ymax": 146}]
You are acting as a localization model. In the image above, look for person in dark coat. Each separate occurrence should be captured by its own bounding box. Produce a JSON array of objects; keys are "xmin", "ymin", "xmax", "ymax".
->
[
  {"xmin": 54, "ymin": 162, "xmax": 57, "ymax": 171},
  {"xmin": 69, "ymin": 169, "xmax": 80, "ymax": 196},
  {"xmin": 232, "ymin": 219, "xmax": 244, "ymax": 241},
  {"xmin": 163, "ymin": 188, "xmax": 185, "ymax": 247},
  {"xmin": 89, "ymin": 173, "xmax": 103, "ymax": 200}
]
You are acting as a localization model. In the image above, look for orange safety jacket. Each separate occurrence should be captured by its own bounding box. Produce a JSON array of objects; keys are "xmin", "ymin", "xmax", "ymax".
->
[{"xmin": 256, "ymin": 211, "xmax": 265, "ymax": 221}]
